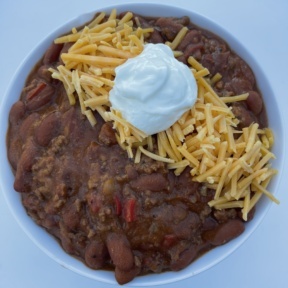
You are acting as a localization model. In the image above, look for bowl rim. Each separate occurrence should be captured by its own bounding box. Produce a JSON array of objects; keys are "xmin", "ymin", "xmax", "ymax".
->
[{"xmin": 0, "ymin": 2, "xmax": 285, "ymax": 286}]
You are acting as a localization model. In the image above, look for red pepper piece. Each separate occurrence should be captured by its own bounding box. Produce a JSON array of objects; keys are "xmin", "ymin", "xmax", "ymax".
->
[
  {"xmin": 163, "ymin": 234, "xmax": 177, "ymax": 248},
  {"xmin": 114, "ymin": 196, "xmax": 122, "ymax": 216},
  {"xmin": 124, "ymin": 198, "xmax": 136, "ymax": 222},
  {"xmin": 26, "ymin": 82, "xmax": 47, "ymax": 100}
]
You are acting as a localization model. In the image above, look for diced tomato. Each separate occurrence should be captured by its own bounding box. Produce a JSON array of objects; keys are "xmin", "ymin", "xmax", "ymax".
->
[
  {"xmin": 123, "ymin": 198, "xmax": 136, "ymax": 222},
  {"xmin": 114, "ymin": 196, "xmax": 122, "ymax": 216},
  {"xmin": 26, "ymin": 82, "xmax": 47, "ymax": 100},
  {"xmin": 163, "ymin": 234, "xmax": 177, "ymax": 248}
]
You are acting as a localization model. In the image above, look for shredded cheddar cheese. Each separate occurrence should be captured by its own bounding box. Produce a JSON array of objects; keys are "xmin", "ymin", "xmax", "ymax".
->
[{"xmin": 50, "ymin": 9, "xmax": 279, "ymax": 221}]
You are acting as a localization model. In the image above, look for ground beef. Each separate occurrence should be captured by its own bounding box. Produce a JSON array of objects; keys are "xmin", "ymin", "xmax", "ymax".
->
[{"xmin": 7, "ymin": 12, "xmax": 263, "ymax": 285}]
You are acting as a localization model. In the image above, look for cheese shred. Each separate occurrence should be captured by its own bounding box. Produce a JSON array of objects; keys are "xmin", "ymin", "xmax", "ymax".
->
[{"xmin": 50, "ymin": 9, "xmax": 279, "ymax": 221}]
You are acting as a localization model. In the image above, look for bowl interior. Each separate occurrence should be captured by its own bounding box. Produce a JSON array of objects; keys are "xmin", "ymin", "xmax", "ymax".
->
[{"xmin": 0, "ymin": 3, "xmax": 284, "ymax": 286}]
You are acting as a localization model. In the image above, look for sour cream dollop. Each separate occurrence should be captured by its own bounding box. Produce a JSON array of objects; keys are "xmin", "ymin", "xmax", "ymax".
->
[{"xmin": 109, "ymin": 43, "xmax": 198, "ymax": 135}]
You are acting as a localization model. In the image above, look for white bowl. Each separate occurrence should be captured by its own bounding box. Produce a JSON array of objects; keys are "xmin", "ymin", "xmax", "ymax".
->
[{"xmin": 0, "ymin": 3, "xmax": 285, "ymax": 286}]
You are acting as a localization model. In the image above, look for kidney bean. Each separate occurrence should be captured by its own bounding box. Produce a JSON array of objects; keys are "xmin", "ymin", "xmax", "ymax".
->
[
  {"xmin": 183, "ymin": 43, "xmax": 203, "ymax": 60},
  {"xmin": 231, "ymin": 102, "xmax": 258, "ymax": 128},
  {"xmin": 8, "ymin": 140, "xmax": 22, "ymax": 170},
  {"xmin": 213, "ymin": 51, "xmax": 230, "ymax": 75},
  {"xmin": 14, "ymin": 138, "xmax": 38, "ymax": 192},
  {"xmin": 23, "ymin": 78, "xmax": 38, "ymax": 93},
  {"xmin": 9, "ymin": 101, "xmax": 25, "ymax": 125},
  {"xmin": 230, "ymin": 77, "xmax": 253, "ymax": 94},
  {"xmin": 26, "ymin": 83, "xmax": 55, "ymax": 111},
  {"xmin": 34, "ymin": 112, "xmax": 60, "ymax": 146},
  {"xmin": 202, "ymin": 216, "xmax": 218, "ymax": 231},
  {"xmin": 133, "ymin": 15, "xmax": 150, "ymax": 28},
  {"xmin": 258, "ymin": 109, "xmax": 268, "ymax": 128},
  {"xmin": 37, "ymin": 65, "xmax": 53, "ymax": 82},
  {"xmin": 174, "ymin": 212, "xmax": 201, "ymax": 239},
  {"xmin": 125, "ymin": 165, "xmax": 138, "ymax": 180},
  {"xmin": 98, "ymin": 122, "xmax": 117, "ymax": 146},
  {"xmin": 43, "ymin": 43, "xmax": 64, "ymax": 65},
  {"xmin": 136, "ymin": 15, "xmax": 167, "ymax": 43},
  {"xmin": 19, "ymin": 138, "xmax": 38, "ymax": 172},
  {"xmin": 193, "ymin": 49, "xmax": 202, "ymax": 61},
  {"xmin": 13, "ymin": 165, "xmax": 30, "ymax": 192},
  {"xmin": 62, "ymin": 107, "xmax": 76, "ymax": 135},
  {"xmin": 170, "ymin": 244, "xmax": 200, "ymax": 271},
  {"xmin": 155, "ymin": 17, "xmax": 183, "ymax": 41},
  {"xmin": 239, "ymin": 59, "xmax": 255, "ymax": 86},
  {"xmin": 42, "ymin": 215, "xmax": 58, "ymax": 229},
  {"xmin": 130, "ymin": 173, "xmax": 168, "ymax": 192},
  {"xmin": 149, "ymin": 29, "xmax": 165, "ymax": 44},
  {"xmin": 19, "ymin": 113, "xmax": 40, "ymax": 141},
  {"xmin": 201, "ymin": 54, "xmax": 215, "ymax": 74},
  {"xmin": 177, "ymin": 30, "xmax": 201, "ymax": 50},
  {"xmin": 62, "ymin": 203, "xmax": 80, "ymax": 231},
  {"xmin": 59, "ymin": 228, "xmax": 74, "ymax": 254},
  {"xmin": 106, "ymin": 232, "xmax": 134, "ymax": 271},
  {"xmin": 174, "ymin": 16, "xmax": 190, "ymax": 26},
  {"xmin": 85, "ymin": 239, "xmax": 108, "ymax": 269},
  {"xmin": 246, "ymin": 90, "xmax": 263, "ymax": 115},
  {"xmin": 202, "ymin": 219, "xmax": 245, "ymax": 246},
  {"xmin": 115, "ymin": 266, "xmax": 140, "ymax": 285},
  {"xmin": 62, "ymin": 106, "xmax": 85, "ymax": 142}
]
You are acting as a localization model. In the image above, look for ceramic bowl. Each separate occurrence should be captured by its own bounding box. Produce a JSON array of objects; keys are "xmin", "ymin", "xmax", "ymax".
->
[{"xmin": 0, "ymin": 3, "xmax": 284, "ymax": 286}]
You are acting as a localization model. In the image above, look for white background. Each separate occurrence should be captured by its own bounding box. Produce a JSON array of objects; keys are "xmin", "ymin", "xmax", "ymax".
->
[{"xmin": 0, "ymin": 0, "xmax": 287, "ymax": 288}]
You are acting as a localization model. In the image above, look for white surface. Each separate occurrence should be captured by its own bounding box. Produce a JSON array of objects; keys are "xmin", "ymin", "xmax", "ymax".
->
[{"xmin": 0, "ymin": 0, "xmax": 287, "ymax": 288}]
